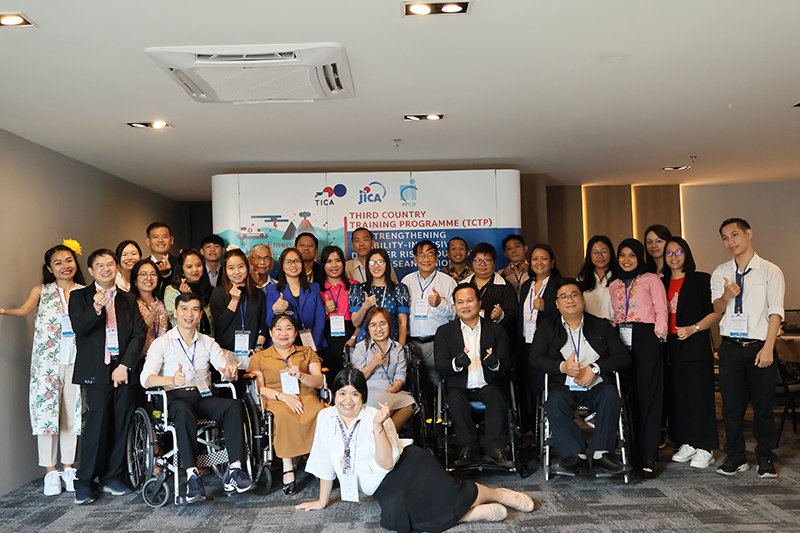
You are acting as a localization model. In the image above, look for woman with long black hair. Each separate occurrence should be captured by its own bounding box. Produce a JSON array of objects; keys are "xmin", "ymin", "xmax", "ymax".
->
[
  {"xmin": 576, "ymin": 235, "xmax": 616, "ymax": 321},
  {"xmin": 164, "ymin": 249, "xmax": 214, "ymax": 336}
]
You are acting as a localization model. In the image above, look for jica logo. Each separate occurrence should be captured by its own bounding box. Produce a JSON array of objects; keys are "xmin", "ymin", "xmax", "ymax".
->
[
  {"xmin": 315, "ymin": 184, "xmax": 347, "ymax": 206},
  {"xmin": 358, "ymin": 182, "xmax": 387, "ymax": 205}
]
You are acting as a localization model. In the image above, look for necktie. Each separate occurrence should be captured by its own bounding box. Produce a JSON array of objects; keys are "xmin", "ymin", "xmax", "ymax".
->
[{"xmin": 103, "ymin": 289, "xmax": 117, "ymax": 365}]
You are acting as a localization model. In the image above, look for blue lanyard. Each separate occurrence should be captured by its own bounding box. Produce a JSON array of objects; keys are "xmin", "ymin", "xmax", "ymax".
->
[
  {"xmin": 372, "ymin": 343, "xmax": 392, "ymax": 382},
  {"xmin": 335, "ymin": 417, "xmax": 360, "ymax": 473},
  {"xmin": 144, "ymin": 299, "xmax": 161, "ymax": 339},
  {"xmin": 528, "ymin": 282, "xmax": 546, "ymax": 317},
  {"xmin": 417, "ymin": 271, "xmax": 437, "ymax": 294},
  {"xmin": 735, "ymin": 266, "xmax": 752, "ymax": 314},
  {"xmin": 356, "ymin": 264, "xmax": 365, "ymax": 283},
  {"xmin": 328, "ymin": 283, "xmax": 344, "ymax": 315},
  {"xmin": 623, "ymin": 276, "xmax": 638, "ymax": 321},
  {"xmin": 290, "ymin": 289, "xmax": 306, "ymax": 329},
  {"xmin": 176, "ymin": 336, "xmax": 198, "ymax": 367},
  {"xmin": 238, "ymin": 295, "xmax": 248, "ymax": 329},
  {"xmin": 568, "ymin": 325, "xmax": 582, "ymax": 363}
]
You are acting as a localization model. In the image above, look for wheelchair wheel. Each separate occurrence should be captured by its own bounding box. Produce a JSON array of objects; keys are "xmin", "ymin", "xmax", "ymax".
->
[
  {"xmin": 260, "ymin": 465, "xmax": 273, "ymax": 492},
  {"xmin": 142, "ymin": 477, "xmax": 169, "ymax": 507},
  {"xmin": 126, "ymin": 407, "xmax": 154, "ymax": 492}
]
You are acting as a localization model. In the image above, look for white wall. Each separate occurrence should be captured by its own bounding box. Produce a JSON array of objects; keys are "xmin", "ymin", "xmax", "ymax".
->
[
  {"xmin": 0, "ymin": 128, "xmax": 181, "ymax": 496},
  {"xmin": 681, "ymin": 181, "xmax": 798, "ymax": 309}
]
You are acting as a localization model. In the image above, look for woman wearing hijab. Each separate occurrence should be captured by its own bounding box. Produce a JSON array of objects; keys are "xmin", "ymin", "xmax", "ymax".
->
[{"xmin": 609, "ymin": 238, "xmax": 668, "ymax": 478}]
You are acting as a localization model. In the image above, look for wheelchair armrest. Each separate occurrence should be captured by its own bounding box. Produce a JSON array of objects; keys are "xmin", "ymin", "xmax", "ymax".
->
[
  {"xmin": 213, "ymin": 381, "xmax": 237, "ymax": 400},
  {"xmin": 145, "ymin": 388, "xmax": 170, "ymax": 423},
  {"xmin": 242, "ymin": 372, "xmax": 258, "ymax": 379}
]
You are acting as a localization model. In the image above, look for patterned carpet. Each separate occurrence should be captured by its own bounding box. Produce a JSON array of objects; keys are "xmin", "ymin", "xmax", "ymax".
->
[{"xmin": 1, "ymin": 400, "xmax": 798, "ymax": 533}]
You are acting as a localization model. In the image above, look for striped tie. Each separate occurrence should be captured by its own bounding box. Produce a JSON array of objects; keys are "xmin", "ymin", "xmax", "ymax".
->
[{"xmin": 103, "ymin": 289, "xmax": 117, "ymax": 365}]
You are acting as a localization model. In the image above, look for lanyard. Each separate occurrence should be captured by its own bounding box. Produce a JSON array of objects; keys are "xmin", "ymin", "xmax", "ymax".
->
[
  {"xmin": 623, "ymin": 276, "xmax": 638, "ymax": 321},
  {"xmin": 328, "ymin": 283, "xmax": 344, "ymax": 315},
  {"xmin": 144, "ymin": 299, "xmax": 162, "ymax": 339},
  {"xmin": 335, "ymin": 417, "xmax": 361, "ymax": 473},
  {"xmin": 373, "ymin": 286, "xmax": 387, "ymax": 309},
  {"xmin": 734, "ymin": 265, "xmax": 752, "ymax": 314},
  {"xmin": 290, "ymin": 289, "xmax": 306, "ymax": 330},
  {"xmin": 282, "ymin": 354, "xmax": 292, "ymax": 369},
  {"xmin": 177, "ymin": 336, "xmax": 198, "ymax": 367},
  {"xmin": 356, "ymin": 264, "xmax": 365, "ymax": 283},
  {"xmin": 417, "ymin": 271, "xmax": 437, "ymax": 295},
  {"xmin": 568, "ymin": 324, "xmax": 582, "ymax": 362},
  {"xmin": 528, "ymin": 281, "xmax": 546, "ymax": 318},
  {"xmin": 372, "ymin": 343, "xmax": 392, "ymax": 382},
  {"xmin": 238, "ymin": 295, "xmax": 248, "ymax": 329}
]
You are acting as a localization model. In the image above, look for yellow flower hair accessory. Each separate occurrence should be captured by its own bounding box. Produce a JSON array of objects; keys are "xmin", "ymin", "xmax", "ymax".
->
[{"xmin": 62, "ymin": 239, "xmax": 82, "ymax": 256}]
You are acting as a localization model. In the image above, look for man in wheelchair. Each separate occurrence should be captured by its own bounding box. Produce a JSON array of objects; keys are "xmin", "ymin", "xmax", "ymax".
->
[
  {"xmin": 140, "ymin": 292, "xmax": 255, "ymax": 502},
  {"xmin": 530, "ymin": 278, "xmax": 631, "ymax": 475},
  {"xmin": 434, "ymin": 283, "xmax": 515, "ymax": 468}
]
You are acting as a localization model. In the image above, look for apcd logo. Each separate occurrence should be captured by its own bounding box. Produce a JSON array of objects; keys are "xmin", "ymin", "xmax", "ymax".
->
[
  {"xmin": 358, "ymin": 182, "xmax": 387, "ymax": 205},
  {"xmin": 399, "ymin": 178, "xmax": 418, "ymax": 206},
  {"xmin": 315, "ymin": 184, "xmax": 347, "ymax": 205}
]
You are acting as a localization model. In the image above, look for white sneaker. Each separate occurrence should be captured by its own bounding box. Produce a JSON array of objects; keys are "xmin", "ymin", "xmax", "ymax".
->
[
  {"xmin": 671, "ymin": 444, "xmax": 697, "ymax": 463},
  {"xmin": 62, "ymin": 467, "xmax": 77, "ymax": 492},
  {"xmin": 43, "ymin": 470, "xmax": 62, "ymax": 496},
  {"xmin": 690, "ymin": 449, "xmax": 715, "ymax": 469}
]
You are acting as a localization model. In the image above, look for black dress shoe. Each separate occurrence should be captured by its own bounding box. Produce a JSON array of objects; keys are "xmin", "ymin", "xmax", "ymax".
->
[
  {"xmin": 555, "ymin": 455, "xmax": 590, "ymax": 474},
  {"xmin": 282, "ymin": 470, "xmax": 296, "ymax": 495},
  {"xmin": 453, "ymin": 447, "xmax": 480, "ymax": 467},
  {"xmin": 592, "ymin": 453, "xmax": 625, "ymax": 475},
  {"xmin": 484, "ymin": 448, "xmax": 515, "ymax": 469},
  {"xmin": 641, "ymin": 459, "xmax": 657, "ymax": 479}
]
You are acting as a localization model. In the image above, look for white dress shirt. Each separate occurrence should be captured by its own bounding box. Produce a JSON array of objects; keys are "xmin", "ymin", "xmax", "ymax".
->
[
  {"xmin": 401, "ymin": 270, "xmax": 457, "ymax": 338},
  {"xmin": 305, "ymin": 405, "xmax": 408, "ymax": 495},
  {"xmin": 559, "ymin": 317, "xmax": 603, "ymax": 390},
  {"xmin": 140, "ymin": 328, "xmax": 229, "ymax": 389},
  {"xmin": 458, "ymin": 319, "xmax": 489, "ymax": 389},
  {"xmin": 711, "ymin": 253, "xmax": 785, "ymax": 340},
  {"xmin": 582, "ymin": 271, "xmax": 613, "ymax": 321}
]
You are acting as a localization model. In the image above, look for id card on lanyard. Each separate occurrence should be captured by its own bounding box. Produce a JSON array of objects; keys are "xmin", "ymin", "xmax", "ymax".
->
[
  {"xmin": 337, "ymin": 417, "xmax": 361, "ymax": 502},
  {"xmin": 414, "ymin": 272, "xmax": 436, "ymax": 320},
  {"xmin": 524, "ymin": 282, "xmax": 546, "ymax": 343},
  {"xmin": 619, "ymin": 278, "xmax": 636, "ymax": 349},
  {"xmin": 730, "ymin": 266, "xmax": 751, "ymax": 338},
  {"xmin": 235, "ymin": 297, "xmax": 250, "ymax": 355},
  {"xmin": 178, "ymin": 337, "xmax": 211, "ymax": 396},
  {"xmin": 328, "ymin": 285, "xmax": 346, "ymax": 337},
  {"xmin": 567, "ymin": 326, "xmax": 587, "ymax": 391}
]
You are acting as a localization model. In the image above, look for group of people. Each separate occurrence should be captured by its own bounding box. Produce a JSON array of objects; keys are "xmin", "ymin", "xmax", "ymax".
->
[{"xmin": 0, "ymin": 216, "xmax": 785, "ymax": 532}]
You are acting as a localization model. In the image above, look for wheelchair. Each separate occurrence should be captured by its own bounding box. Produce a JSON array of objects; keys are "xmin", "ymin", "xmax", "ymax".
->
[
  {"xmin": 434, "ymin": 376, "xmax": 528, "ymax": 477},
  {"xmin": 126, "ymin": 381, "xmax": 266, "ymax": 506},
  {"xmin": 538, "ymin": 371, "xmax": 631, "ymax": 483}
]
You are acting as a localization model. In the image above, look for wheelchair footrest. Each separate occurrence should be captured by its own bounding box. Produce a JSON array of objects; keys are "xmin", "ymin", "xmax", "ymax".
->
[{"xmin": 197, "ymin": 449, "xmax": 229, "ymax": 468}]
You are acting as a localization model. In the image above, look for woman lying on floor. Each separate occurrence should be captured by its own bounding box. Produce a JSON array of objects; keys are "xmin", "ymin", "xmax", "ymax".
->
[{"xmin": 296, "ymin": 367, "xmax": 536, "ymax": 532}]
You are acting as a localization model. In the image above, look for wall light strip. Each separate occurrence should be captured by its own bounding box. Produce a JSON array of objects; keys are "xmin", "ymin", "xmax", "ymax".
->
[
  {"xmin": 581, "ymin": 185, "xmax": 589, "ymax": 250},
  {"xmin": 631, "ymin": 185, "xmax": 639, "ymax": 240},
  {"xmin": 127, "ymin": 121, "xmax": 172, "ymax": 129},
  {"xmin": 404, "ymin": 114, "xmax": 445, "ymax": 121}
]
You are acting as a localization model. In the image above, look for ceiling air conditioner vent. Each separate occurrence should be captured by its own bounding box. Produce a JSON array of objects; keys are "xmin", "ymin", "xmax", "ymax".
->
[{"xmin": 146, "ymin": 43, "xmax": 354, "ymax": 103}]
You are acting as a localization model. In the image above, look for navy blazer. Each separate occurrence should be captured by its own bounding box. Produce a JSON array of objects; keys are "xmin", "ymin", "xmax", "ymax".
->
[
  {"xmin": 518, "ymin": 273, "xmax": 564, "ymax": 347},
  {"xmin": 69, "ymin": 284, "xmax": 146, "ymax": 385},
  {"xmin": 434, "ymin": 316, "xmax": 511, "ymax": 390},
  {"xmin": 265, "ymin": 283, "xmax": 327, "ymax": 351},
  {"xmin": 530, "ymin": 312, "xmax": 630, "ymax": 387},
  {"xmin": 662, "ymin": 271, "xmax": 715, "ymax": 362}
]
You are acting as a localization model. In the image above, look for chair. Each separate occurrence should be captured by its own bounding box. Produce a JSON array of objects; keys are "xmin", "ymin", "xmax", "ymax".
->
[{"xmin": 775, "ymin": 336, "xmax": 800, "ymax": 446}]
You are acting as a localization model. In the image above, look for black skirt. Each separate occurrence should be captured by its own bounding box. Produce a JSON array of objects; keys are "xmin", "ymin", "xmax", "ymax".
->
[
  {"xmin": 320, "ymin": 318, "xmax": 355, "ymax": 377},
  {"xmin": 373, "ymin": 445, "xmax": 478, "ymax": 533}
]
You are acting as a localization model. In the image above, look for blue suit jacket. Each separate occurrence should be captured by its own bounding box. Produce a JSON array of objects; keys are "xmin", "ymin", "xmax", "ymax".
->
[{"xmin": 265, "ymin": 283, "xmax": 327, "ymax": 351}]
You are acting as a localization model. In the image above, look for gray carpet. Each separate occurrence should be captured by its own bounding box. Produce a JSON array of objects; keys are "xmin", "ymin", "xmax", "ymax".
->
[{"xmin": 2, "ymin": 399, "xmax": 799, "ymax": 533}]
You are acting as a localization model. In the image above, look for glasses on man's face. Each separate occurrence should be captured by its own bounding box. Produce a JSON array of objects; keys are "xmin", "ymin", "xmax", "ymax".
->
[
  {"xmin": 416, "ymin": 252, "xmax": 436, "ymax": 260},
  {"xmin": 557, "ymin": 292, "xmax": 582, "ymax": 302},
  {"xmin": 369, "ymin": 259, "xmax": 385, "ymax": 267},
  {"xmin": 138, "ymin": 272, "xmax": 158, "ymax": 279},
  {"xmin": 368, "ymin": 321, "xmax": 389, "ymax": 329},
  {"xmin": 284, "ymin": 259, "xmax": 302, "ymax": 266},
  {"xmin": 254, "ymin": 255, "xmax": 271, "ymax": 264},
  {"xmin": 665, "ymin": 250, "xmax": 684, "ymax": 258},
  {"xmin": 591, "ymin": 249, "xmax": 609, "ymax": 256},
  {"xmin": 473, "ymin": 259, "xmax": 493, "ymax": 266}
]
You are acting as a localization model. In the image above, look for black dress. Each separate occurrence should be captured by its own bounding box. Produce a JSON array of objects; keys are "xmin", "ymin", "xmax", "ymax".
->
[{"xmin": 373, "ymin": 445, "xmax": 478, "ymax": 533}]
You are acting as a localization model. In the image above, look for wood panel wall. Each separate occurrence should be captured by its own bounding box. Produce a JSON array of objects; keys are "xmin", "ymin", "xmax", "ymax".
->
[
  {"xmin": 632, "ymin": 184, "xmax": 682, "ymax": 240},
  {"xmin": 545, "ymin": 185, "xmax": 584, "ymax": 278}
]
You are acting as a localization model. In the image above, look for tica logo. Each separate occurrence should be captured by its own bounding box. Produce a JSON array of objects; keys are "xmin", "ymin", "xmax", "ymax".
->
[
  {"xmin": 358, "ymin": 182, "xmax": 387, "ymax": 205},
  {"xmin": 315, "ymin": 184, "xmax": 347, "ymax": 206}
]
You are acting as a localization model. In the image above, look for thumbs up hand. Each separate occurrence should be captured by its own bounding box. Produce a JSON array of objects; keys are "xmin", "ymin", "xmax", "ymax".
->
[
  {"xmin": 364, "ymin": 293, "xmax": 377, "ymax": 309},
  {"xmin": 273, "ymin": 292, "xmax": 289, "ymax": 314},
  {"xmin": 173, "ymin": 363, "xmax": 186, "ymax": 387},
  {"xmin": 562, "ymin": 352, "xmax": 581, "ymax": 377},
  {"xmin": 429, "ymin": 287, "xmax": 442, "ymax": 308},
  {"xmin": 722, "ymin": 277, "xmax": 741, "ymax": 302},
  {"xmin": 323, "ymin": 292, "xmax": 336, "ymax": 314}
]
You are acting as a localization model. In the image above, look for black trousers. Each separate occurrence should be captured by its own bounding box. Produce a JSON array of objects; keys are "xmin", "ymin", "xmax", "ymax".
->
[
  {"xmin": 76, "ymin": 376, "xmax": 135, "ymax": 491},
  {"xmin": 718, "ymin": 340, "xmax": 778, "ymax": 461},
  {"xmin": 546, "ymin": 382, "xmax": 621, "ymax": 460},
  {"xmin": 666, "ymin": 337, "xmax": 719, "ymax": 452},
  {"xmin": 167, "ymin": 388, "xmax": 245, "ymax": 468},
  {"xmin": 447, "ymin": 384, "xmax": 508, "ymax": 451},
  {"xmin": 619, "ymin": 322, "xmax": 664, "ymax": 465}
]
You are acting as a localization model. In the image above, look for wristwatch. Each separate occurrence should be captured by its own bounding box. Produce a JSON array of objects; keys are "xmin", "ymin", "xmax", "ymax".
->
[
  {"xmin": 589, "ymin": 363, "xmax": 601, "ymax": 375},
  {"xmin": 275, "ymin": 392, "xmax": 281, "ymax": 401},
  {"xmin": 694, "ymin": 324, "xmax": 700, "ymax": 332}
]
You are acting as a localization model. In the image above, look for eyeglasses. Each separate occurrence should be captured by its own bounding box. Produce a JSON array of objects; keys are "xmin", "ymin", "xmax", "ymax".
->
[
  {"xmin": 416, "ymin": 252, "xmax": 437, "ymax": 259},
  {"xmin": 557, "ymin": 292, "xmax": 582, "ymax": 302},
  {"xmin": 283, "ymin": 259, "xmax": 302, "ymax": 266},
  {"xmin": 473, "ymin": 259, "xmax": 493, "ymax": 266},
  {"xmin": 368, "ymin": 259, "xmax": 385, "ymax": 266},
  {"xmin": 254, "ymin": 255, "xmax": 271, "ymax": 263},
  {"xmin": 665, "ymin": 250, "xmax": 684, "ymax": 258},
  {"xmin": 368, "ymin": 321, "xmax": 389, "ymax": 329},
  {"xmin": 137, "ymin": 272, "xmax": 158, "ymax": 279},
  {"xmin": 591, "ymin": 249, "xmax": 609, "ymax": 256}
]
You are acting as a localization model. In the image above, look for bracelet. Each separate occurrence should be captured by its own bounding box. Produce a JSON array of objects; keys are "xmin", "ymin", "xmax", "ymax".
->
[
  {"xmin": 374, "ymin": 426, "xmax": 384, "ymax": 435},
  {"xmin": 275, "ymin": 392, "xmax": 281, "ymax": 401}
]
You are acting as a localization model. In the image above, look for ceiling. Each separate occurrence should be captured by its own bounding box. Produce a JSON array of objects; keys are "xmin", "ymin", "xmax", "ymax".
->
[{"xmin": 1, "ymin": 1, "xmax": 799, "ymax": 201}]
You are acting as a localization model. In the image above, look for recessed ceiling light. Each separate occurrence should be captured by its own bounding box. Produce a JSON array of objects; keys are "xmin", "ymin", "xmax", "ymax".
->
[
  {"xmin": 0, "ymin": 13, "xmax": 35, "ymax": 27},
  {"xmin": 403, "ymin": 2, "xmax": 470, "ymax": 16},
  {"xmin": 127, "ymin": 121, "xmax": 172, "ymax": 129},
  {"xmin": 404, "ymin": 114, "xmax": 445, "ymax": 121},
  {"xmin": 662, "ymin": 166, "xmax": 691, "ymax": 171}
]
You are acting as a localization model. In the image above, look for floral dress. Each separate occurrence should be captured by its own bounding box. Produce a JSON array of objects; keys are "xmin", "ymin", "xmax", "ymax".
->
[
  {"xmin": 348, "ymin": 282, "xmax": 411, "ymax": 343},
  {"xmin": 29, "ymin": 282, "xmax": 83, "ymax": 435}
]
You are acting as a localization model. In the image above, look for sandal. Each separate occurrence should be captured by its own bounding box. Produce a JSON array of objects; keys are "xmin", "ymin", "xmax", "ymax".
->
[{"xmin": 282, "ymin": 469, "xmax": 296, "ymax": 495}]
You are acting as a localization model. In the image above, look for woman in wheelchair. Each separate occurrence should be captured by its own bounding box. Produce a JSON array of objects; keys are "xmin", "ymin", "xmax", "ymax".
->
[
  {"xmin": 349, "ymin": 307, "xmax": 416, "ymax": 431},
  {"xmin": 247, "ymin": 314, "xmax": 325, "ymax": 495},
  {"xmin": 297, "ymin": 368, "xmax": 535, "ymax": 530},
  {"xmin": 140, "ymin": 292, "xmax": 255, "ymax": 502}
]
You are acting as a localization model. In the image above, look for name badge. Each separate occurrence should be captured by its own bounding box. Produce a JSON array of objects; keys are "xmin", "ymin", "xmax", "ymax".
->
[
  {"xmin": 414, "ymin": 300, "xmax": 429, "ymax": 319},
  {"xmin": 106, "ymin": 328, "xmax": 120, "ymax": 355},
  {"xmin": 197, "ymin": 377, "xmax": 212, "ymax": 397},
  {"xmin": 280, "ymin": 370, "xmax": 301, "ymax": 395},
  {"xmin": 524, "ymin": 320, "xmax": 536, "ymax": 343},
  {"xmin": 234, "ymin": 330, "xmax": 250, "ymax": 355},
  {"xmin": 338, "ymin": 472, "xmax": 360, "ymax": 503},
  {"xmin": 567, "ymin": 377, "xmax": 588, "ymax": 392},
  {"xmin": 330, "ymin": 315, "xmax": 346, "ymax": 337},
  {"xmin": 61, "ymin": 314, "xmax": 75, "ymax": 337},
  {"xmin": 730, "ymin": 313, "xmax": 748, "ymax": 338},
  {"xmin": 619, "ymin": 324, "xmax": 633, "ymax": 349},
  {"xmin": 299, "ymin": 329, "xmax": 317, "ymax": 351}
]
